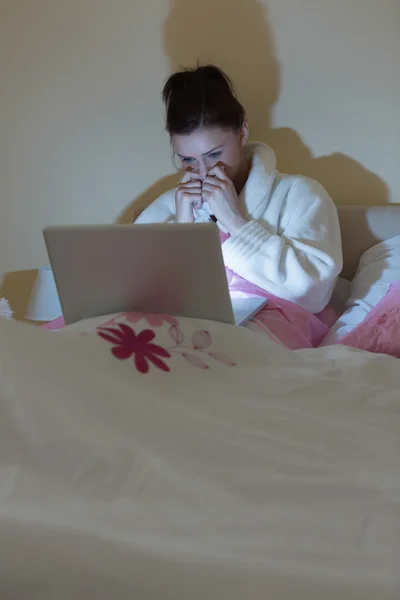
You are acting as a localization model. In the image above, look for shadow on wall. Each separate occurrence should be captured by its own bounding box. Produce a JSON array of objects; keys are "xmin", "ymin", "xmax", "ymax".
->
[
  {"xmin": 268, "ymin": 128, "xmax": 389, "ymax": 206},
  {"xmin": 119, "ymin": 173, "xmax": 179, "ymax": 224},
  {"xmin": 123, "ymin": 0, "xmax": 388, "ymax": 220},
  {"xmin": 164, "ymin": 0, "xmax": 280, "ymax": 143}
]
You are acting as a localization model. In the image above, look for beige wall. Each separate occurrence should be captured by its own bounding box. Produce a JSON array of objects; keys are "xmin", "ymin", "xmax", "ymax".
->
[{"xmin": 1, "ymin": 0, "xmax": 399, "ymax": 314}]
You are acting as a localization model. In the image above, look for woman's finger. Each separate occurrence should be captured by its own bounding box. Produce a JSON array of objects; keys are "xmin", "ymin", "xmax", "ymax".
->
[
  {"xmin": 203, "ymin": 174, "xmax": 224, "ymax": 186},
  {"xmin": 201, "ymin": 187, "xmax": 215, "ymax": 200},
  {"xmin": 203, "ymin": 176, "xmax": 228, "ymax": 192},
  {"xmin": 177, "ymin": 189, "xmax": 203, "ymax": 207},
  {"xmin": 207, "ymin": 165, "xmax": 228, "ymax": 181},
  {"xmin": 178, "ymin": 180, "xmax": 203, "ymax": 190},
  {"xmin": 181, "ymin": 192, "xmax": 203, "ymax": 210},
  {"xmin": 178, "ymin": 189, "xmax": 203, "ymax": 196},
  {"xmin": 201, "ymin": 180, "xmax": 220, "ymax": 193},
  {"xmin": 180, "ymin": 169, "xmax": 202, "ymax": 184}
]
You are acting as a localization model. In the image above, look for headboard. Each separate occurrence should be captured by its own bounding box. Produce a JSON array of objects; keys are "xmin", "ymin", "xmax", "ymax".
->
[{"xmin": 337, "ymin": 205, "xmax": 400, "ymax": 280}]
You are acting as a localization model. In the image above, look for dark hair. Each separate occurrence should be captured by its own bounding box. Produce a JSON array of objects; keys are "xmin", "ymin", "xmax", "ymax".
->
[{"xmin": 162, "ymin": 64, "xmax": 245, "ymax": 135}]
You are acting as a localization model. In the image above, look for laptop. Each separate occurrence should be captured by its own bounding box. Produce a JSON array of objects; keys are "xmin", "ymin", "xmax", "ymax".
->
[{"xmin": 43, "ymin": 223, "xmax": 267, "ymax": 326}]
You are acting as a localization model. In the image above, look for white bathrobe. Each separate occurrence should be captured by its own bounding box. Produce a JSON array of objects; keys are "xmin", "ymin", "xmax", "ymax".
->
[{"xmin": 136, "ymin": 142, "xmax": 343, "ymax": 313}]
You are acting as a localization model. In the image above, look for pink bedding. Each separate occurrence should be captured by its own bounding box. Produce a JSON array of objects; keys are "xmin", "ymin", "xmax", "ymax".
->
[
  {"xmin": 219, "ymin": 232, "xmax": 336, "ymax": 349},
  {"xmin": 338, "ymin": 281, "xmax": 400, "ymax": 357},
  {"xmin": 224, "ymin": 267, "xmax": 334, "ymax": 349}
]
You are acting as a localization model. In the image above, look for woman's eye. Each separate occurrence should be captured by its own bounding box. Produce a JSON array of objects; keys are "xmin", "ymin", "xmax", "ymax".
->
[
  {"xmin": 182, "ymin": 157, "xmax": 194, "ymax": 164},
  {"xmin": 208, "ymin": 151, "xmax": 222, "ymax": 160}
]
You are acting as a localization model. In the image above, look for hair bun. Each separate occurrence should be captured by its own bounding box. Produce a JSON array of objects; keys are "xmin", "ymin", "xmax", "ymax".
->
[
  {"xmin": 195, "ymin": 65, "xmax": 234, "ymax": 93},
  {"xmin": 162, "ymin": 71, "xmax": 191, "ymax": 107},
  {"xmin": 198, "ymin": 64, "xmax": 227, "ymax": 81},
  {"xmin": 162, "ymin": 64, "xmax": 245, "ymax": 135}
]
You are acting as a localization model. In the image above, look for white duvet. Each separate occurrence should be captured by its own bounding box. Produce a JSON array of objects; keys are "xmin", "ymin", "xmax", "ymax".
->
[{"xmin": 0, "ymin": 314, "xmax": 399, "ymax": 599}]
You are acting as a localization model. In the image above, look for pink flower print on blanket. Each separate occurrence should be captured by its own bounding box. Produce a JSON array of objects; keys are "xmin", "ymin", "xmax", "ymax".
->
[
  {"xmin": 98, "ymin": 324, "xmax": 171, "ymax": 374},
  {"xmin": 97, "ymin": 318, "xmax": 236, "ymax": 374},
  {"xmin": 167, "ymin": 325, "xmax": 236, "ymax": 369}
]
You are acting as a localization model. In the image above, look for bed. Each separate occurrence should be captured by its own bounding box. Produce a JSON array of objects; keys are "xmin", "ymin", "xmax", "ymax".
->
[{"xmin": 0, "ymin": 205, "xmax": 400, "ymax": 599}]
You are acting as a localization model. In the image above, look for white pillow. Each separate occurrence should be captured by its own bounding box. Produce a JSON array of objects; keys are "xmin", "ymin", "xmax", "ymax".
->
[{"xmin": 322, "ymin": 234, "xmax": 400, "ymax": 345}]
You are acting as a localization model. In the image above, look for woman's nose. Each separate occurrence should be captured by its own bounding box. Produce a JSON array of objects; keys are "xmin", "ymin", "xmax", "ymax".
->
[{"xmin": 198, "ymin": 163, "xmax": 208, "ymax": 179}]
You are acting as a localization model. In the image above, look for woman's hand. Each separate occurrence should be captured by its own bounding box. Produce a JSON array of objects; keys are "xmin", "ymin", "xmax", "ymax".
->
[
  {"xmin": 202, "ymin": 166, "xmax": 248, "ymax": 234},
  {"xmin": 175, "ymin": 170, "xmax": 203, "ymax": 223}
]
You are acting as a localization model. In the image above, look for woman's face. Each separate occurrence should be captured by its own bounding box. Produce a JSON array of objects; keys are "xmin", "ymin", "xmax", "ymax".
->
[{"xmin": 172, "ymin": 124, "xmax": 249, "ymax": 184}]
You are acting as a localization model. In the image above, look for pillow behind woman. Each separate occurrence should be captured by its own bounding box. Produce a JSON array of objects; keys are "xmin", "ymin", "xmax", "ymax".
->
[{"xmin": 321, "ymin": 235, "xmax": 400, "ymax": 346}]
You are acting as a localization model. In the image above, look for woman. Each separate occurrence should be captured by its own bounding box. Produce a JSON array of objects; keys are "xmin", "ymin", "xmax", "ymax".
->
[{"xmin": 136, "ymin": 65, "xmax": 343, "ymax": 347}]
